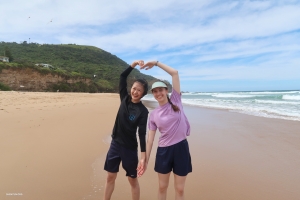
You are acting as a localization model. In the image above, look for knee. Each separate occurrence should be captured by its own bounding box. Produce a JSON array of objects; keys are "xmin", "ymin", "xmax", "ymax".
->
[
  {"xmin": 106, "ymin": 173, "xmax": 117, "ymax": 183},
  {"xmin": 175, "ymin": 186, "xmax": 184, "ymax": 196},
  {"xmin": 159, "ymin": 183, "xmax": 168, "ymax": 193},
  {"xmin": 128, "ymin": 177, "xmax": 139, "ymax": 187}
]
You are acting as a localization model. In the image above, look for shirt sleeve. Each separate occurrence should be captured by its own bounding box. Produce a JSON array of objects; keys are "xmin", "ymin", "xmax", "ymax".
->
[
  {"xmin": 119, "ymin": 66, "xmax": 133, "ymax": 101},
  {"xmin": 148, "ymin": 112, "xmax": 157, "ymax": 131},
  {"xmin": 138, "ymin": 109, "xmax": 148, "ymax": 152}
]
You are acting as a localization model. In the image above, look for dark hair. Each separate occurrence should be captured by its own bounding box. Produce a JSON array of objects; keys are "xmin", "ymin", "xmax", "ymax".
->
[
  {"xmin": 167, "ymin": 95, "xmax": 180, "ymax": 112},
  {"xmin": 134, "ymin": 79, "xmax": 148, "ymax": 97}
]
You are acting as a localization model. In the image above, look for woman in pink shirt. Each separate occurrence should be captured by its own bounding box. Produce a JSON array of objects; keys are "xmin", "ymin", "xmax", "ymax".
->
[{"xmin": 139, "ymin": 61, "xmax": 192, "ymax": 200}]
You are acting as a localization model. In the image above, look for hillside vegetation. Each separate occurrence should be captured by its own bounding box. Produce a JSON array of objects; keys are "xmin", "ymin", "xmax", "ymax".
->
[{"xmin": 0, "ymin": 42, "xmax": 162, "ymax": 92}]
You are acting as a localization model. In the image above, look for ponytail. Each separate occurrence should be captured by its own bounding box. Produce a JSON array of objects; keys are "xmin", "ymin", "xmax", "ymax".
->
[{"xmin": 167, "ymin": 96, "xmax": 180, "ymax": 112}]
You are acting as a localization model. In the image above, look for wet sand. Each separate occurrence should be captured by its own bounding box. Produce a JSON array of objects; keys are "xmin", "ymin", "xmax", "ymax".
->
[
  {"xmin": 1, "ymin": 92, "xmax": 300, "ymax": 200},
  {"xmin": 142, "ymin": 100, "xmax": 300, "ymax": 200}
]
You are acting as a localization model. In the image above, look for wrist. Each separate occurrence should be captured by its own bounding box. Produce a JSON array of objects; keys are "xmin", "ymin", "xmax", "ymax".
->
[{"xmin": 155, "ymin": 61, "xmax": 159, "ymax": 66}]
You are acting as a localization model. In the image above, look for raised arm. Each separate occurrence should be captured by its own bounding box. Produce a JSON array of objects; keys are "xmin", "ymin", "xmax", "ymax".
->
[
  {"xmin": 119, "ymin": 60, "xmax": 144, "ymax": 101},
  {"xmin": 141, "ymin": 61, "xmax": 180, "ymax": 93}
]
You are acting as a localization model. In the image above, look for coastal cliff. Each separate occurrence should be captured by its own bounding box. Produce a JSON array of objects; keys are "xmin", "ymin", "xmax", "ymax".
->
[{"xmin": 0, "ymin": 66, "xmax": 91, "ymax": 92}]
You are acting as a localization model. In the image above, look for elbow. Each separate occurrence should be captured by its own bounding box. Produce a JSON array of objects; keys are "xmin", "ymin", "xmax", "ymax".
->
[{"xmin": 172, "ymin": 70, "xmax": 179, "ymax": 77}]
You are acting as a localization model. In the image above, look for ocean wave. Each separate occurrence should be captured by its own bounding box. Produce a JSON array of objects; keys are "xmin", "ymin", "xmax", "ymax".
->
[
  {"xmin": 142, "ymin": 96, "xmax": 155, "ymax": 100},
  {"xmin": 182, "ymin": 93, "xmax": 205, "ymax": 96},
  {"xmin": 282, "ymin": 95, "xmax": 300, "ymax": 100},
  {"xmin": 183, "ymin": 98, "xmax": 251, "ymax": 104},
  {"xmin": 212, "ymin": 94, "xmax": 256, "ymax": 98},
  {"xmin": 184, "ymin": 102, "xmax": 300, "ymax": 121},
  {"xmin": 234, "ymin": 110, "xmax": 300, "ymax": 121},
  {"xmin": 249, "ymin": 91, "xmax": 299, "ymax": 95},
  {"xmin": 182, "ymin": 92, "xmax": 218, "ymax": 96},
  {"xmin": 144, "ymin": 91, "xmax": 300, "ymax": 121},
  {"xmin": 255, "ymin": 99, "xmax": 300, "ymax": 105}
]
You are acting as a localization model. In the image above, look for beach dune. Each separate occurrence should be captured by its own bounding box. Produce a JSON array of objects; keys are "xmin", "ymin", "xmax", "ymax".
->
[{"xmin": 1, "ymin": 92, "xmax": 300, "ymax": 200}]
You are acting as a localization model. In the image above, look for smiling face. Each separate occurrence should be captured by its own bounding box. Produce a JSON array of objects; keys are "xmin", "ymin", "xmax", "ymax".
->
[
  {"xmin": 130, "ymin": 82, "xmax": 144, "ymax": 103},
  {"xmin": 151, "ymin": 87, "xmax": 168, "ymax": 104}
]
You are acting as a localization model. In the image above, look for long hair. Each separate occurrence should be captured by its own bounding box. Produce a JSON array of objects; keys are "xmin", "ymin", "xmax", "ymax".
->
[
  {"xmin": 167, "ymin": 95, "xmax": 180, "ymax": 112},
  {"xmin": 158, "ymin": 80, "xmax": 180, "ymax": 112}
]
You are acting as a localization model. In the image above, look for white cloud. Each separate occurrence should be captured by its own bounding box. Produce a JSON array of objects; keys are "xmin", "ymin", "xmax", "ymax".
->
[
  {"xmin": 1, "ymin": 0, "xmax": 300, "ymax": 91},
  {"xmin": 40, "ymin": 2, "xmax": 300, "ymax": 54}
]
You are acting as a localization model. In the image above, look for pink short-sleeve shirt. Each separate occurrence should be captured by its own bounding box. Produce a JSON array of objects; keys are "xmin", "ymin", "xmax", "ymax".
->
[{"xmin": 148, "ymin": 89, "xmax": 190, "ymax": 147}]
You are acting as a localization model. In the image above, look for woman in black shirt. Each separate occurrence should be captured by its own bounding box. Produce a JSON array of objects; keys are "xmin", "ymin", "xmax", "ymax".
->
[{"xmin": 103, "ymin": 60, "xmax": 148, "ymax": 200}]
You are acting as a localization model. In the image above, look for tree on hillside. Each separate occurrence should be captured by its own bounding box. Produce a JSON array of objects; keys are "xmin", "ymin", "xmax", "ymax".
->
[{"xmin": 4, "ymin": 47, "xmax": 13, "ymax": 62}]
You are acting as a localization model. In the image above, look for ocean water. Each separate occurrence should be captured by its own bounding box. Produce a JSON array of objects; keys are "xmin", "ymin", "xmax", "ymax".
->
[{"xmin": 143, "ymin": 90, "xmax": 300, "ymax": 121}]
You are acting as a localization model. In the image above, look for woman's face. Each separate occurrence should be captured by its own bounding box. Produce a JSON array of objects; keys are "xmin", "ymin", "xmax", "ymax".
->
[
  {"xmin": 152, "ymin": 87, "xmax": 168, "ymax": 103},
  {"xmin": 130, "ymin": 82, "xmax": 144, "ymax": 103}
]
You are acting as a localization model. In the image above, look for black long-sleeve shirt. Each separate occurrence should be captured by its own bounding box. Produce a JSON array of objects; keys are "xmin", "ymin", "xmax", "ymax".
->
[{"xmin": 111, "ymin": 66, "xmax": 148, "ymax": 152}]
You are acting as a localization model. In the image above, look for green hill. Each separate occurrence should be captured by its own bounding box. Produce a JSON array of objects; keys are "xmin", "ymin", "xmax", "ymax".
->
[{"xmin": 0, "ymin": 41, "xmax": 163, "ymax": 92}]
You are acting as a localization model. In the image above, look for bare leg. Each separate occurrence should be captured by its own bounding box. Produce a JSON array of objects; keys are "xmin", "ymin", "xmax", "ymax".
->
[
  {"xmin": 174, "ymin": 174, "xmax": 187, "ymax": 200},
  {"xmin": 103, "ymin": 172, "xmax": 117, "ymax": 200},
  {"xmin": 128, "ymin": 176, "xmax": 140, "ymax": 200},
  {"xmin": 157, "ymin": 172, "xmax": 171, "ymax": 200}
]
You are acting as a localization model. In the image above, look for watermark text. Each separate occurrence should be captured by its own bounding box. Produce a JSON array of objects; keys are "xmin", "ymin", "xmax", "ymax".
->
[{"xmin": 6, "ymin": 193, "xmax": 23, "ymax": 196}]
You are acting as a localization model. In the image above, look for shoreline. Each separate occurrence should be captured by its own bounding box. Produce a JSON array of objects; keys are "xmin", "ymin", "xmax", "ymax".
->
[{"xmin": 142, "ymin": 98, "xmax": 300, "ymax": 122}]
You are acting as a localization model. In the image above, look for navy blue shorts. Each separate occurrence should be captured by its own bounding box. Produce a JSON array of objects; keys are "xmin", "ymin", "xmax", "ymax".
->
[
  {"xmin": 155, "ymin": 139, "xmax": 192, "ymax": 176},
  {"xmin": 104, "ymin": 140, "xmax": 138, "ymax": 178}
]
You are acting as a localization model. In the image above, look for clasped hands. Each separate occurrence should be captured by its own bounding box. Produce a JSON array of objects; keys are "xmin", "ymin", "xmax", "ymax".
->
[
  {"xmin": 131, "ymin": 60, "xmax": 156, "ymax": 70},
  {"xmin": 137, "ymin": 159, "xmax": 147, "ymax": 178}
]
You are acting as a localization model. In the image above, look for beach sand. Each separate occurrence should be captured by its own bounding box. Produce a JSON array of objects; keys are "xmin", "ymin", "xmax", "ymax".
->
[{"xmin": 1, "ymin": 92, "xmax": 300, "ymax": 200}]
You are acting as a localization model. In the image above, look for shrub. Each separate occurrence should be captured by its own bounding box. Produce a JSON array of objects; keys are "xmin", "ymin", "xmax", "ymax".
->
[
  {"xmin": 88, "ymin": 83, "xmax": 98, "ymax": 93},
  {"xmin": 0, "ymin": 82, "xmax": 11, "ymax": 91},
  {"xmin": 51, "ymin": 82, "xmax": 72, "ymax": 92}
]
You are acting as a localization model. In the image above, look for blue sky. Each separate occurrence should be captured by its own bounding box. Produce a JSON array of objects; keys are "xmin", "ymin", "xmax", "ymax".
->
[{"xmin": 1, "ymin": 0, "xmax": 300, "ymax": 92}]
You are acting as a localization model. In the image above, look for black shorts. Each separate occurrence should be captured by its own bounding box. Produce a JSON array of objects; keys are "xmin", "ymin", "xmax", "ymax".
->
[
  {"xmin": 155, "ymin": 139, "xmax": 192, "ymax": 176},
  {"xmin": 104, "ymin": 139, "xmax": 138, "ymax": 178}
]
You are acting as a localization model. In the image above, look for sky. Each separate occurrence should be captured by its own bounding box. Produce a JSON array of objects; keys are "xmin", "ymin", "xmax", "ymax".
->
[{"xmin": 1, "ymin": 0, "xmax": 300, "ymax": 92}]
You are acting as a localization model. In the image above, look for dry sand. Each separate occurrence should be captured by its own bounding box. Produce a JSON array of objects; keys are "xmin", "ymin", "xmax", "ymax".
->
[{"xmin": 1, "ymin": 92, "xmax": 300, "ymax": 200}]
